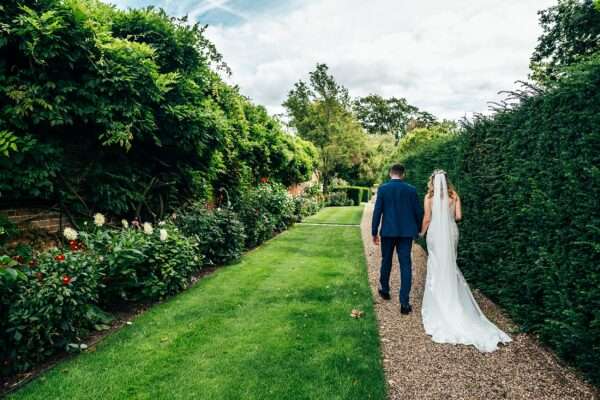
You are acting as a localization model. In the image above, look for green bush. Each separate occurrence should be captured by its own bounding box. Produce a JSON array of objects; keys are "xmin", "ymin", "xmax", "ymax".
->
[
  {"xmin": 293, "ymin": 195, "xmax": 323, "ymax": 220},
  {"xmin": 0, "ymin": 1, "xmax": 317, "ymax": 218},
  {"xmin": 80, "ymin": 221, "xmax": 202, "ymax": 303},
  {"xmin": 4, "ymin": 250, "xmax": 104, "ymax": 373},
  {"xmin": 79, "ymin": 224, "xmax": 151, "ymax": 304},
  {"xmin": 175, "ymin": 205, "xmax": 246, "ymax": 266},
  {"xmin": 325, "ymin": 191, "xmax": 354, "ymax": 207},
  {"xmin": 330, "ymin": 186, "xmax": 370, "ymax": 205},
  {"xmin": 237, "ymin": 183, "xmax": 296, "ymax": 248},
  {"xmin": 139, "ymin": 223, "xmax": 201, "ymax": 300},
  {"xmin": 387, "ymin": 55, "xmax": 600, "ymax": 385}
]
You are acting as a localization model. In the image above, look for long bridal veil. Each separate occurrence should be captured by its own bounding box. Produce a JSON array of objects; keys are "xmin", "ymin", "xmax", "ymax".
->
[{"xmin": 422, "ymin": 173, "xmax": 511, "ymax": 352}]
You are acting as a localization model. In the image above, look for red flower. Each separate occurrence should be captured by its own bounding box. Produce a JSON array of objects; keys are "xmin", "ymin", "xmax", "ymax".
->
[
  {"xmin": 62, "ymin": 275, "xmax": 72, "ymax": 285},
  {"xmin": 260, "ymin": 177, "xmax": 269, "ymax": 184},
  {"xmin": 69, "ymin": 241, "xmax": 79, "ymax": 251},
  {"xmin": 55, "ymin": 254, "xmax": 66, "ymax": 262}
]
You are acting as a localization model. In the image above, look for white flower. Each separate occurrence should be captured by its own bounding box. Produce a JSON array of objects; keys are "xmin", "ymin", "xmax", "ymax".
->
[
  {"xmin": 93, "ymin": 213, "xmax": 106, "ymax": 227},
  {"xmin": 63, "ymin": 227, "xmax": 78, "ymax": 241},
  {"xmin": 158, "ymin": 221, "xmax": 166, "ymax": 226},
  {"xmin": 159, "ymin": 229, "xmax": 168, "ymax": 242},
  {"xmin": 121, "ymin": 219, "xmax": 129, "ymax": 229},
  {"xmin": 143, "ymin": 222, "xmax": 153, "ymax": 235}
]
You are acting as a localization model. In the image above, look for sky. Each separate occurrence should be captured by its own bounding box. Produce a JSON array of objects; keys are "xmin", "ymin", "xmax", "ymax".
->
[{"xmin": 107, "ymin": 0, "xmax": 556, "ymax": 120}]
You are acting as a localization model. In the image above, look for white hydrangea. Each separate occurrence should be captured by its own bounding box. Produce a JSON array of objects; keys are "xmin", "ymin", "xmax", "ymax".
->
[
  {"xmin": 159, "ymin": 229, "xmax": 168, "ymax": 242},
  {"xmin": 63, "ymin": 227, "xmax": 78, "ymax": 241},
  {"xmin": 143, "ymin": 222, "xmax": 153, "ymax": 235},
  {"xmin": 121, "ymin": 219, "xmax": 129, "ymax": 229},
  {"xmin": 93, "ymin": 213, "xmax": 106, "ymax": 227}
]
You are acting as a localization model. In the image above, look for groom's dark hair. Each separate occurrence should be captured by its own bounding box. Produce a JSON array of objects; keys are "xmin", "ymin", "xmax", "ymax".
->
[{"xmin": 390, "ymin": 164, "xmax": 405, "ymax": 176}]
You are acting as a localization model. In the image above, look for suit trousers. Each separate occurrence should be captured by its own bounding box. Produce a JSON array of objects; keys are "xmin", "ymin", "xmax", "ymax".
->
[{"xmin": 379, "ymin": 236, "xmax": 413, "ymax": 306}]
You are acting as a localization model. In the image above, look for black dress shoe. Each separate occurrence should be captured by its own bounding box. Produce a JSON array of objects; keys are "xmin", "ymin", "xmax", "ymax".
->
[
  {"xmin": 400, "ymin": 304, "xmax": 412, "ymax": 315},
  {"xmin": 378, "ymin": 290, "xmax": 391, "ymax": 300}
]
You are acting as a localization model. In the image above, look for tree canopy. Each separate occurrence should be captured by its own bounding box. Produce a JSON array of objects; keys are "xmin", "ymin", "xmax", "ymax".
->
[
  {"xmin": 530, "ymin": 0, "xmax": 600, "ymax": 83},
  {"xmin": 0, "ymin": 0, "xmax": 317, "ymax": 218},
  {"xmin": 283, "ymin": 64, "xmax": 367, "ymax": 188}
]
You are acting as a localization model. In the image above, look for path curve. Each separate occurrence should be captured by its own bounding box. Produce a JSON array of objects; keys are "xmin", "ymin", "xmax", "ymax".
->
[{"xmin": 361, "ymin": 200, "xmax": 597, "ymax": 400}]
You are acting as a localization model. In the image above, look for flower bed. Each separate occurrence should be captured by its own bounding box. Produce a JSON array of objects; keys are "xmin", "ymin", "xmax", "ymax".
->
[{"xmin": 0, "ymin": 183, "xmax": 322, "ymax": 378}]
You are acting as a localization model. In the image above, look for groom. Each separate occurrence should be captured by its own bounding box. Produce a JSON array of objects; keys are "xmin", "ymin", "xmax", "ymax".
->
[{"xmin": 372, "ymin": 164, "xmax": 423, "ymax": 314}]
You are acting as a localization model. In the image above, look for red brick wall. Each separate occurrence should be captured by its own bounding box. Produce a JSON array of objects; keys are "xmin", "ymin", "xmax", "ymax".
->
[{"xmin": 1, "ymin": 208, "xmax": 69, "ymax": 233}]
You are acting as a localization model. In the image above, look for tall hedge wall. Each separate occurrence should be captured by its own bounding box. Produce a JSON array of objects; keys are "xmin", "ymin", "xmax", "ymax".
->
[
  {"xmin": 0, "ymin": 1, "xmax": 317, "ymax": 218},
  {"xmin": 389, "ymin": 55, "xmax": 600, "ymax": 385}
]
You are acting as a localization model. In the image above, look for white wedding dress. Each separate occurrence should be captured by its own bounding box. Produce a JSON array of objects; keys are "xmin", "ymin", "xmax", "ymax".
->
[{"xmin": 421, "ymin": 174, "xmax": 512, "ymax": 352}]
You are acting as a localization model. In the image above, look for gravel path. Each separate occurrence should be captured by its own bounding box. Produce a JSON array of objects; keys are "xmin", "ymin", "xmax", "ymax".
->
[{"xmin": 360, "ymin": 200, "xmax": 597, "ymax": 400}]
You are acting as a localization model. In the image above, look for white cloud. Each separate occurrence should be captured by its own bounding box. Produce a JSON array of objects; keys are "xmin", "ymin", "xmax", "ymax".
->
[{"xmin": 206, "ymin": 0, "xmax": 556, "ymax": 120}]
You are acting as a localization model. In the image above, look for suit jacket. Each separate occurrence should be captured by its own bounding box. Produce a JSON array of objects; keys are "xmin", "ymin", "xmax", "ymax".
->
[{"xmin": 371, "ymin": 179, "xmax": 424, "ymax": 238}]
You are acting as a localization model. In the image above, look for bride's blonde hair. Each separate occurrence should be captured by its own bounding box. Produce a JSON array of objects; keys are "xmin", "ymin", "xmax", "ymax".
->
[{"xmin": 426, "ymin": 169, "xmax": 457, "ymax": 199}]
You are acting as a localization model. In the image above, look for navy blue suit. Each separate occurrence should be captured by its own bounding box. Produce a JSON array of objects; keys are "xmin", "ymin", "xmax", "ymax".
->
[{"xmin": 371, "ymin": 179, "xmax": 424, "ymax": 306}]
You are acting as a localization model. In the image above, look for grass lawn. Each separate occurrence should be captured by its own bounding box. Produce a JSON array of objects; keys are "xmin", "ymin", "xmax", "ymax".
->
[
  {"xmin": 10, "ymin": 208, "xmax": 386, "ymax": 400},
  {"xmin": 302, "ymin": 205, "xmax": 364, "ymax": 225}
]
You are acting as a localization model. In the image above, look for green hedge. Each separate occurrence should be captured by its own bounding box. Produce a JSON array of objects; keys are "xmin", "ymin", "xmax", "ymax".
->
[
  {"xmin": 331, "ymin": 186, "xmax": 370, "ymax": 205},
  {"xmin": 0, "ymin": 1, "xmax": 317, "ymax": 218},
  {"xmin": 388, "ymin": 55, "xmax": 600, "ymax": 385}
]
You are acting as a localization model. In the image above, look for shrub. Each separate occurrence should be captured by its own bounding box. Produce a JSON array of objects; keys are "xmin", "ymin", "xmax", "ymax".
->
[
  {"xmin": 0, "ymin": 212, "xmax": 208, "ymax": 376},
  {"xmin": 79, "ymin": 224, "xmax": 150, "ymax": 304},
  {"xmin": 80, "ymin": 221, "xmax": 202, "ymax": 303},
  {"xmin": 140, "ymin": 223, "xmax": 201, "ymax": 300},
  {"xmin": 325, "ymin": 191, "xmax": 354, "ymax": 207},
  {"xmin": 237, "ymin": 183, "xmax": 296, "ymax": 248},
  {"xmin": 3, "ymin": 250, "xmax": 104, "ymax": 373},
  {"xmin": 330, "ymin": 186, "xmax": 370, "ymax": 205},
  {"xmin": 293, "ymin": 195, "xmax": 323, "ymax": 220},
  {"xmin": 175, "ymin": 205, "xmax": 246, "ymax": 266},
  {"xmin": 0, "ymin": 255, "xmax": 26, "ymax": 375}
]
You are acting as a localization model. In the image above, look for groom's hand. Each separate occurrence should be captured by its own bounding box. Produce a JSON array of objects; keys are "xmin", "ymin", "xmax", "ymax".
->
[{"xmin": 372, "ymin": 235, "xmax": 380, "ymax": 246}]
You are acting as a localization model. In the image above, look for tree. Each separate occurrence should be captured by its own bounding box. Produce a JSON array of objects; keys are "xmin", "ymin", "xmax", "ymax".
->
[
  {"xmin": 283, "ymin": 64, "xmax": 367, "ymax": 189},
  {"xmin": 353, "ymin": 94, "xmax": 418, "ymax": 142},
  {"xmin": 0, "ymin": 1, "xmax": 317, "ymax": 218},
  {"xmin": 530, "ymin": 0, "xmax": 600, "ymax": 83},
  {"xmin": 406, "ymin": 111, "xmax": 438, "ymax": 132}
]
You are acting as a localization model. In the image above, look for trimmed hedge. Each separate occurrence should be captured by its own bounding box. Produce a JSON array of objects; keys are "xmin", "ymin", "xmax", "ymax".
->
[
  {"xmin": 388, "ymin": 55, "xmax": 600, "ymax": 385},
  {"xmin": 330, "ymin": 186, "xmax": 371, "ymax": 205},
  {"xmin": 325, "ymin": 191, "xmax": 354, "ymax": 207}
]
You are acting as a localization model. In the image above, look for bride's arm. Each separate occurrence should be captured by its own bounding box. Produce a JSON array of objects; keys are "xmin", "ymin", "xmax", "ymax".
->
[
  {"xmin": 420, "ymin": 197, "xmax": 432, "ymax": 236},
  {"xmin": 455, "ymin": 194, "xmax": 463, "ymax": 222}
]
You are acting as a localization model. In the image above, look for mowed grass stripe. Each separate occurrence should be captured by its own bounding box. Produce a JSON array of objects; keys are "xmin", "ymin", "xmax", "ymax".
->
[
  {"xmin": 11, "ymin": 210, "xmax": 385, "ymax": 400},
  {"xmin": 303, "ymin": 205, "xmax": 364, "ymax": 225}
]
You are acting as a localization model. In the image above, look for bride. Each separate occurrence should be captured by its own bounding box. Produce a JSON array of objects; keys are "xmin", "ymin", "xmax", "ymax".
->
[{"xmin": 419, "ymin": 170, "xmax": 512, "ymax": 352}]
